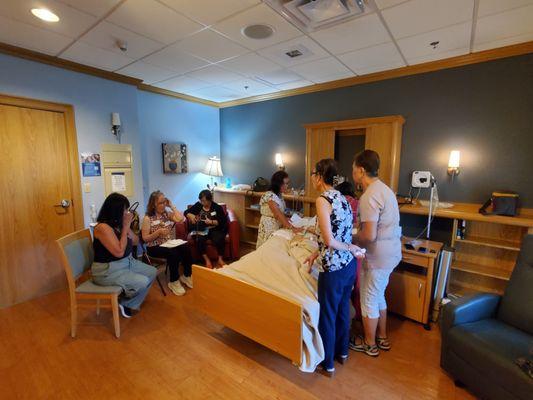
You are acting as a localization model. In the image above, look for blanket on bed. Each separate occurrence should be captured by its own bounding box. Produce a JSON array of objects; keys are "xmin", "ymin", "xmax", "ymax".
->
[{"xmin": 217, "ymin": 231, "xmax": 323, "ymax": 372}]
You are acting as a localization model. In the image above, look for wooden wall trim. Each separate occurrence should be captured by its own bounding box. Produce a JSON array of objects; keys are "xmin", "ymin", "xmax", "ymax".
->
[
  {"xmin": 0, "ymin": 42, "xmax": 142, "ymax": 86},
  {"xmin": 304, "ymin": 115, "xmax": 405, "ymax": 129},
  {"xmin": 137, "ymin": 84, "xmax": 219, "ymax": 107},
  {"xmin": 1, "ymin": 40, "xmax": 532, "ymax": 109},
  {"xmin": 218, "ymin": 40, "xmax": 533, "ymax": 108}
]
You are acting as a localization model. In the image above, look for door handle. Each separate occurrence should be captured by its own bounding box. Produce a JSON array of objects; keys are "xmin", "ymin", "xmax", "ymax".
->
[
  {"xmin": 54, "ymin": 199, "xmax": 71, "ymax": 208},
  {"xmin": 418, "ymin": 283, "xmax": 423, "ymax": 298}
]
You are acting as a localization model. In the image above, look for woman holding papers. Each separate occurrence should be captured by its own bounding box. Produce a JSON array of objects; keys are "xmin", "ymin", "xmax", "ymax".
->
[
  {"xmin": 142, "ymin": 191, "xmax": 193, "ymax": 296},
  {"xmin": 256, "ymin": 170, "xmax": 299, "ymax": 248},
  {"xmin": 184, "ymin": 190, "xmax": 228, "ymax": 269}
]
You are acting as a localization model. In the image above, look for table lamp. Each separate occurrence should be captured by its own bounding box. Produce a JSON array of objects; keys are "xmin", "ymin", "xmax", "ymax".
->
[{"xmin": 203, "ymin": 156, "xmax": 223, "ymax": 190}]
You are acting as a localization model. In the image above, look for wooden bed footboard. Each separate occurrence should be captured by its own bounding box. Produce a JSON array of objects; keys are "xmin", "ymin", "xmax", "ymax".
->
[{"xmin": 192, "ymin": 265, "xmax": 303, "ymax": 366}]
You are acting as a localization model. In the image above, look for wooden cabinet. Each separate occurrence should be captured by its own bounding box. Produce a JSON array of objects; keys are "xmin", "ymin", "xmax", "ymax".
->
[
  {"xmin": 304, "ymin": 116, "xmax": 404, "ymax": 197},
  {"xmin": 387, "ymin": 271, "xmax": 427, "ymax": 323},
  {"xmin": 400, "ymin": 202, "xmax": 533, "ymax": 296},
  {"xmin": 386, "ymin": 237, "xmax": 443, "ymax": 327}
]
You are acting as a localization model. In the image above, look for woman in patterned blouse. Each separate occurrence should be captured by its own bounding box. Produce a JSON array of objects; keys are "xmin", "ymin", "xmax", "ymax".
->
[
  {"xmin": 305, "ymin": 159, "xmax": 365, "ymax": 377},
  {"xmin": 256, "ymin": 170, "xmax": 296, "ymax": 248}
]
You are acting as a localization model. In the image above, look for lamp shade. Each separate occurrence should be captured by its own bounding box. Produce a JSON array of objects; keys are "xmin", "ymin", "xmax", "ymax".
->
[
  {"xmin": 275, "ymin": 153, "xmax": 283, "ymax": 166},
  {"xmin": 203, "ymin": 156, "xmax": 223, "ymax": 177},
  {"xmin": 448, "ymin": 150, "xmax": 460, "ymax": 168}
]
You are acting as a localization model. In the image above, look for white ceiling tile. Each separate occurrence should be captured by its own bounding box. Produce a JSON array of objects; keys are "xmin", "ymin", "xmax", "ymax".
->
[
  {"xmin": 257, "ymin": 36, "xmax": 329, "ymax": 67},
  {"xmin": 397, "ymin": 21, "xmax": 471, "ymax": 60},
  {"xmin": 107, "ymin": 0, "xmax": 203, "ymax": 44},
  {"xmin": 117, "ymin": 61, "xmax": 178, "ymax": 84},
  {"xmin": 338, "ymin": 42, "xmax": 405, "ymax": 74},
  {"xmin": 382, "ymin": 0, "xmax": 474, "ymax": 39},
  {"xmin": 212, "ymin": 3, "xmax": 301, "ymax": 50},
  {"xmin": 374, "ymin": 0, "xmax": 409, "ymax": 9},
  {"xmin": 477, "ymin": 0, "xmax": 533, "ymax": 17},
  {"xmin": 310, "ymin": 13, "xmax": 391, "ymax": 55},
  {"xmin": 219, "ymin": 53, "xmax": 280, "ymax": 76},
  {"xmin": 275, "ymin": 79, "xmax": 314, "ymax": 90},
  {"xmin": 152, "ymin": 75, "xmax": 212, "ymax": 92},
  {"xmin": 407, "ymin": 47, "xmax": 469, "ymax": 65},
  {"xmin": 159, "ymin": 0, "xmax": 260, "ymax": 25},
  {"xmin": 475, "ymin": 5, "xmax": 533, "ymax": 47},
  {"xmin": 172, "ymin": 29, "xmax": 248, "ymax": 63},
  {"xmin": 189, "ymin": 86, "xmax": 242, "ymax": 102},
  {"xmin": 143, "ymin": 44, "xmax": 208, "ymax": 74},
  {"xmin": 473, "ymin": 31, "xmax": 533, "ymax": 52},
  {"xmin": 79, "ymin": 21, "xmax": 164, "ymax": 59},
  {"xmin": 0, "ymin": 0, "xmax": 97, "ymax": 39},
  {"xmin": 222, "ymin": 78, "xmax": 277, "ymax": 96},
  {"xmin": 57, "ymin": 0, "xmax": 120, "ymax": 17},
  {"xmin": 61, "ymin": 41, "xmax": 134, "ymax": 70},
  {"xmin": 187, "ymin": 65, "xmax": 243, "ymax": 84},
  {"xmin": 256, "ymin": 69, "xmax": 303, "ymax": 85},
  {"xmin": 290, "ymin": 57, "xmax": 353, "ymax": 83},
  {"xmin": 0, "ymin": 14, "xmax": 72, "ymax": 55}
]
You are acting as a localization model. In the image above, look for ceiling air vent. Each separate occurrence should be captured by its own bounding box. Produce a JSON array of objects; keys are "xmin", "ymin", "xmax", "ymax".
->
[{"xmin": 266, "ymin": 0, "xmax": 366, "ymax": 32}]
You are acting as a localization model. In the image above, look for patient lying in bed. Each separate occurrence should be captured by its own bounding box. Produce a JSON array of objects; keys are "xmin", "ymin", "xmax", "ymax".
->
[{"xmin": 216, "ymin": 225, "xmax": 324, "ymax": 373}]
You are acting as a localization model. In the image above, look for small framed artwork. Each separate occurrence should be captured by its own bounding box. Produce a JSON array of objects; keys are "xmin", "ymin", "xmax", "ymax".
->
[{"xmin": 162, "ymin": 143, "xmax": 188, "ymax": 174}]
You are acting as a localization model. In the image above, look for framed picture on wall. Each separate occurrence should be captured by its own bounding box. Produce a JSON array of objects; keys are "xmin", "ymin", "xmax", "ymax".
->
[{"xmin": 162, "ymin": 143, "xmax": 188, "ymax": 174}]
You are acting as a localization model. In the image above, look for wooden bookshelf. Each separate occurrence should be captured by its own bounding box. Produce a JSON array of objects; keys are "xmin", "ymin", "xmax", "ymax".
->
[{"xmin": 401, "ymin": 202, "xmax": 533, "ymax": 296}]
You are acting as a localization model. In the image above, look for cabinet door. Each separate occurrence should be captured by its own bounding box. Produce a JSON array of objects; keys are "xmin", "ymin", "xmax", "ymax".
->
[
  {"xmin": 365, "ymin": 123, "xmax": 402, "ymax": 192},
  {"xmin": 386, "ymin": 271, "xmax": 426, "ymax": 322},
  {"xmin": 305, "ymin": 127, "xmax": 335, "ymax": 198}
]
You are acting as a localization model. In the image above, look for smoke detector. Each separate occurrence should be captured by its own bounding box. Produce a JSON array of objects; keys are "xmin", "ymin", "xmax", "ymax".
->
[
  {"xmin": 242, "ymin": 24, "xmax": 275, "ymax": 39},
  {"xmin": 266, "ymin": 0, "xmax": 366, "ymax": 32}
]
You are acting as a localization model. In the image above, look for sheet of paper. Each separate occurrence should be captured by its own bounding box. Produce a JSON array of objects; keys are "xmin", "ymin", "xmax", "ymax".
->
[
  {"xmin": 111, "ymin": 173, "xmax": 126, "ymax": 192},
  {"xmin": 160, "ymin": 239, "xmax": 187, "ymax": 248},
  {"xmin": 290, "ymin": 214, "xmax": 316, "ymax": 228}
]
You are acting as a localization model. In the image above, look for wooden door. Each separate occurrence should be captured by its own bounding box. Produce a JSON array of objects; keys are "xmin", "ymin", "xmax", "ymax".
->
[
  {"xmin": 386, "ymin": 270, "xmax": 426, "ymax": 322},
  {"xmin": 0, "ymin": 95, "xmax": 82, "ymax": 308},
  {"xmin": 305, "ymin": 127, "xmax": 335, "ymax": 197}
]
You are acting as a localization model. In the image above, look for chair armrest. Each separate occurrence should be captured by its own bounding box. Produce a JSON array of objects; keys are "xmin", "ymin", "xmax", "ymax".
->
[
  {"xmin": 441, "ymin": 293, "xmax": 501, "ymax": 337},
  {"xmin": 174, "ymin": 220, "xmax": 189, "ymax": 241}
]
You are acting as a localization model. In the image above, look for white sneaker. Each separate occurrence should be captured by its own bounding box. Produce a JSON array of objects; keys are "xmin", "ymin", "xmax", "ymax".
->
[
  {"xmin": 180, "ymin": 275, "xmax": 193, "ymax": 289},
  {"xmin": 168, "ymin": 280, "xmax": 186, "ymax": 296}
]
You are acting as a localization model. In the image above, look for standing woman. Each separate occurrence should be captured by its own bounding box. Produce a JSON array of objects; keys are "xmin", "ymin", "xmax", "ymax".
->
[
  {"xmin": 256, "ymin": 170, "xmax": 293, "ymax": 248},
  {"xmin": 92, "ymin": 193, "xmax": 157, "ymax": 318},
  {"xmin": 350, "ymin": 150, "xmax": 402, "ymax": 357},
  {"xmin": 142, "ymin": 191, "xmax": 193, "ymax": 296},
  {"xmin": 305, "ymin": 159, "xmax": 364, "ymax": 376}
]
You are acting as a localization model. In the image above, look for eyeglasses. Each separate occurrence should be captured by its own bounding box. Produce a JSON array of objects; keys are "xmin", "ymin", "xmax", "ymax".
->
[{"xmin": 128, "ymin": 201, "xmax": 139, "ymax": 213}]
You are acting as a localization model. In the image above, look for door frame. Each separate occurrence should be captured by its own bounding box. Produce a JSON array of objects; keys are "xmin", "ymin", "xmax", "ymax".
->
[{"xmin": 0, "ymin": 93, "xmax": 84, "ymax": 230}]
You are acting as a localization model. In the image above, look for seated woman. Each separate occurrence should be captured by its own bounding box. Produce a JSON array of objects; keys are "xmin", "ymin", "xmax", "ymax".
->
[
  {"xmin": 92, "ymin": 193, "xmax": 157, "ymax": 318},
  {"xmin": 256, "ymin": 170, "xmax": 296, "ymax": 249},
  {"xmin": 335, "ymin": 181, "xmax": 358, "ymax": 225},
  {"xmin": 141, "ymin": 191, "xmax": 193, "ymax": 296},
  {"xmin": 185, "ymin": 190, "xmax": 228, "ymax": 269}
]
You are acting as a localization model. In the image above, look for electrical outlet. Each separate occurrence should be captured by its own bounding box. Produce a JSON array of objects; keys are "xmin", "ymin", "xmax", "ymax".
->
[{"xmin": 411, "ymin": 171, "xmax": 432, "ymax": 188}]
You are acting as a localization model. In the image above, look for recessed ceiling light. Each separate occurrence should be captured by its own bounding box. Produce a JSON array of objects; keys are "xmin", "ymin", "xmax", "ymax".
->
[
  {"xmin": 31, "ymin": 8, "xmax": 60, "ymax": 22},
  {"xmin": 242, "ymin": 24, "xmax": 275, "ymax": 40}
]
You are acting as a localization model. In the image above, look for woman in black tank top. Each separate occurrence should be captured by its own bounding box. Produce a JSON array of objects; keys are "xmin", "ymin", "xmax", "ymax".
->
[{"xmin": 91, "ymin": 193, "xmax": 156, "ymax": 318}]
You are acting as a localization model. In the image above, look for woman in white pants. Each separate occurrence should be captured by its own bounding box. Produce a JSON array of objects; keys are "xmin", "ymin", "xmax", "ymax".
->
[{"xmin": 350, "ymin": 150, "xmax": 402, "ymax": 357}]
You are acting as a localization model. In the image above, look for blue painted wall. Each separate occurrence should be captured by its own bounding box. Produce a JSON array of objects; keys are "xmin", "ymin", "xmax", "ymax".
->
[
  {"xmin": 220, "ymin": 53, "xmax": 533, "ymax": 207},
  {"xmin": 137, "ymin": 90, "xmax": 219, "ymax": 211},
  {"xmin": 0, "ymin": 53, "xmax": 219, "ymax": 224}
]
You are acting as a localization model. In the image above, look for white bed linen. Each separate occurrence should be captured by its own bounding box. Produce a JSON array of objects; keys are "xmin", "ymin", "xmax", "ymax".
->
[{"xmin": 217, "ymin": 231, "xmax": 324, "ymax": 372}]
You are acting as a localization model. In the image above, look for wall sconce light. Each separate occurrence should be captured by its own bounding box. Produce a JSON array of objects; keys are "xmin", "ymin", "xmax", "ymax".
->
[
  {"xmin": 111, "ymin": 112, "xmax": 121, "ymax": 143},
  {"xmin": 275, "ymin": 153, "xmax": 285, "ymax": 170},
  {"xmin": 447, "ymin": 150, "xmax": 460, "ymax": 180}
]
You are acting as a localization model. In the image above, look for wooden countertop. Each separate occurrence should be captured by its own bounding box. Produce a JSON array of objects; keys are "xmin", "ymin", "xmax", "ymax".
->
[{"xmin": 399, "ymin": 202, "xmax": 533, "ymax": 228}]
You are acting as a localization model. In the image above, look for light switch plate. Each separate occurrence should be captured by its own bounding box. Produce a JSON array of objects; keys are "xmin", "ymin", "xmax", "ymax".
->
[{"xmin": 83, "ymin": 182, "xmax": 91, "ymax": 193}]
